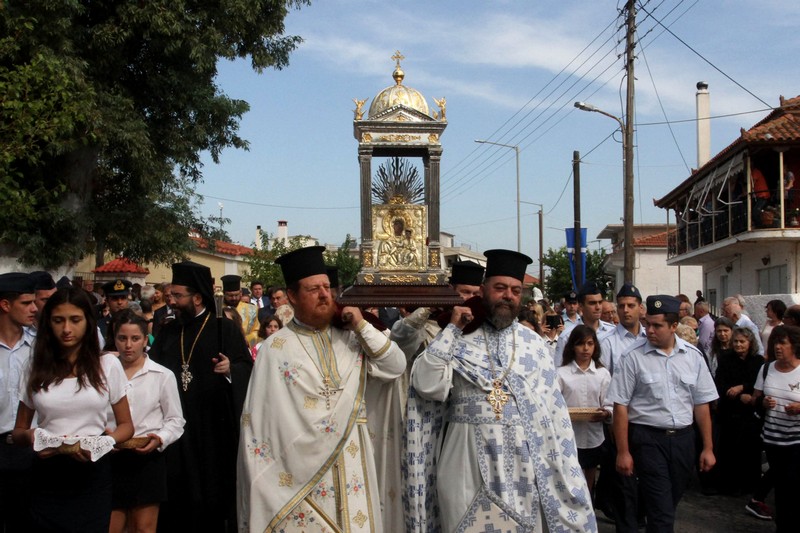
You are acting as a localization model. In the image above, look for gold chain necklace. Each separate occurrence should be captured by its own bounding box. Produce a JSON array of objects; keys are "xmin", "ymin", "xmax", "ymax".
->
[
  {"xmin": 180, "ymin": 313, "xmax": 210, "ymax": 392},
  {"xmin": 483, "ymin": 326, "xmax": 516, "ymax": 419}
]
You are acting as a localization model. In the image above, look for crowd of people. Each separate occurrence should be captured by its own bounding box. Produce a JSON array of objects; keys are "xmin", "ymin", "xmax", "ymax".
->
[{"xmin": 1, "ymin": 252, "xmax": 799, "ymax": 532}]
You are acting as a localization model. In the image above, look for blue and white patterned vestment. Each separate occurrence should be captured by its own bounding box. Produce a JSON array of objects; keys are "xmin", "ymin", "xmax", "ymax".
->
[{"xmin": 403, "ymin": 321, "xmax": 597, "ymax": 533}]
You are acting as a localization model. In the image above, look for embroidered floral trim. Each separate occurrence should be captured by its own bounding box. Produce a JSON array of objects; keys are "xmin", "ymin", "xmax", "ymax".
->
[
  {"xmin": 279, "ymin": 471, "xmax": 293, "ymax": 487},
  {"xmin": 279, "ymin": 361, "xmax": 301, "ymax": 385},
  {"xmin": 247, "ymin": 437, "xmax": 273, "ymax": 464},
  {"xmin": 312, "ymin": 480, "xmax": 335, "ymax": 501},
  {"xmin": 316, "ymin": 418, "xmax": 339, "ymax": 437},
  {"xmin": 346, "ymin": 473, "xmax": 364, "ymax": 496}
]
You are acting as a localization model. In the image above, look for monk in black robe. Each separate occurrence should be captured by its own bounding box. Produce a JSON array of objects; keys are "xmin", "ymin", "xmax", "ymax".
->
[{"xmin": 150, "ymin": 261, "xmax": 252, "ymax": 532}]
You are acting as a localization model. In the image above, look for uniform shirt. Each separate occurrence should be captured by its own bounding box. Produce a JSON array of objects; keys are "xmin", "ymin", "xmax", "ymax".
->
[
  {"xmin": 557, "ymin": 360, "xmax": 612, "ymax": 449},
  {"xmin": 599, "ymin": 323, "xmax": 646, "ymax": 376},
  {"xmin": 607, "ymin": 335, "xmax": 718, "ymax": 429},
  {"xmin": 0, "ymin": 327, "xmax": 35, "ymax": 433},
  {"xmin": 554, "ymin": 320, "xmax": 614, "ymax": 368}
]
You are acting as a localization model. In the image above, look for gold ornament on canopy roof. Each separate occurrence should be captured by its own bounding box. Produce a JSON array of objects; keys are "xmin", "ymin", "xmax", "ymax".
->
[{"xmin": 368, "ymin": 51, "xmax": 430, "ymax": 118}]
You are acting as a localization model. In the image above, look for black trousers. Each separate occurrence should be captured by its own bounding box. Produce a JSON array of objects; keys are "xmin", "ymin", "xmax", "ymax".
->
[
  {"xmin": 764, "ymin": 443, "xmax": 800, "ymax": 533},
  {"xmin": 0, "ymin": 438, "xmax": 33, "ymax": 533},
  {"xmin": 629, "ymin": 424, "xmax": 694, "ymax": 533}
]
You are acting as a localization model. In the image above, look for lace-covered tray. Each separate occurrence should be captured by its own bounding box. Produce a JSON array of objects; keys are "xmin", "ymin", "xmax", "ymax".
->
[{"xmin": 117, "ymin": 437, "xmax": 150, "ymax": 449}]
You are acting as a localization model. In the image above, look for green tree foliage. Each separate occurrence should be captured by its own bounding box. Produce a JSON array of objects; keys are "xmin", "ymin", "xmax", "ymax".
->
[
  {"xmin": 323, "ymin": 235, "xmax": 361, "ymax": 288},
  {"xmin": 542, "ymin": 246, "xmax": 612, "ymax": 301},
  {"xmin": 244, "ymin": 234, "xmax": 317, "ymax": 288},
  {"xmin": 0, "ymin": 1, "xmax": 308, "ymax": 269},
  {"xmin": 245, "ymin": 234, "xmax": 362, "ymax": 289}
]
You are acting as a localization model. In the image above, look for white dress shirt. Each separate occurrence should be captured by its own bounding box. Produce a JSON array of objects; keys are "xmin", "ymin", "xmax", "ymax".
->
[{"xmin": 557, "ymin": 360, "xmax": 612, "ymax": 449}]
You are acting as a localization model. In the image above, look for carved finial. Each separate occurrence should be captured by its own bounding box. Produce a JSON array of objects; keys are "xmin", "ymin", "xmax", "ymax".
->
[
  {"xmin": 353, "ymin": 98, "xmax": 367, "ymax": 120},
  {"xmin": 391, "ymin": 50, "xmax": 405, "ymax": 86},
  {"xmin": 434, "ymin": 97, "xmax": 447, "ymax": 121}
]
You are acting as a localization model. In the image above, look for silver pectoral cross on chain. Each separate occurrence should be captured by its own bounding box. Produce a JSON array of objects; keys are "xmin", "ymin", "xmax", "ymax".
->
[
  {"xmin": 181, "ymin": 363, "xmax": 193, "ymax": 392},
  {"xmin": 320, "ymin": 377, "xmax": 342, "ymax": 410}
]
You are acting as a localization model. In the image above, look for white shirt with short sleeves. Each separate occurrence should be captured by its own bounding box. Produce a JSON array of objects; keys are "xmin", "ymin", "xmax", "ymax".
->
[
  {"xmin": 21, "ymin": 353, "xmax": 128, "ymax": 437},
  {"xmin": 755, "ymin": 362, "xmax": 800, "ymax": 446},
  {"xmin": 557, "ymin": 360, "xmax": 612, "ymax": 449}
]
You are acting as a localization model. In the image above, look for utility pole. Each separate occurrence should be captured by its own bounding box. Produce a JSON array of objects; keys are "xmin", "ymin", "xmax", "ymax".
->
[
  {"xmin": 623, "ymin": 0, "xmax": 636, "ymax": 284},
  {"xmin": 573, "ymin": 150, "xmax": 582, "ymax": 289}
]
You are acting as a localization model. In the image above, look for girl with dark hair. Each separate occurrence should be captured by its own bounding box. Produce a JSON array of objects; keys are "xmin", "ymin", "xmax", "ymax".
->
[
  {"xmin": 12, "ymin": 287, "xmax": 133, "ymax": 532},
  {"xmin": 713, "ymin": 327, "xmax": 763, "ymax": 495},
  {"xmin": 109, "ymin": 309, "xmax": 184, "ymax": 533},
  {"xmin": 557, "ymin": 325, "xmax": 612, "ymax": 496},
  {"xmin": 252, "ymin": 314, "xmax": 283, "ymax": 360},
  {"xmin": 752, "ymin": 325, "xmax": 800, "ymax": 531}
]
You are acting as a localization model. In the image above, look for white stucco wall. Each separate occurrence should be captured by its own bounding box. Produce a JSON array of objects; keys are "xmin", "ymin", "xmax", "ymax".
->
[{"xmin": 614, "ymin": 248, "xmax": 703, "ymax": 300}]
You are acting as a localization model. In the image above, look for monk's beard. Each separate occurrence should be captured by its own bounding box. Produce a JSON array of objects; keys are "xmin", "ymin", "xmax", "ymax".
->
[{"xmin": 485, "ymin": 299, "xmax": 520, "ymax": 330}]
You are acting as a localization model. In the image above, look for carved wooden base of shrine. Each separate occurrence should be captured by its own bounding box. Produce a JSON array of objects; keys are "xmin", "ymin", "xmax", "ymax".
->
[{"xmin": 336, "ymin": 283, "xmax": 462, "ymax": 307}]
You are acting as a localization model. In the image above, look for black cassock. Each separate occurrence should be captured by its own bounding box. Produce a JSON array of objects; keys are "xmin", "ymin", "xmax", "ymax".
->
[{"xmin": 150, "ymin": 309, "xmax": 252, "ymax": 532}]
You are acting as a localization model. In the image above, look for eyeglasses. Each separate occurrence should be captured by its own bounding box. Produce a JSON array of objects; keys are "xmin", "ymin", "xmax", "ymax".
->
[{"xmin": 170, "ymin": 292, "xmax": 193, "ymax": 300}]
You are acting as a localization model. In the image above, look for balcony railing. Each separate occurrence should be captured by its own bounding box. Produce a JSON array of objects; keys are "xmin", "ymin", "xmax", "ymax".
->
[{"xmin": 669, "ymin": 187, "xmax": 799, "ymax": 258}]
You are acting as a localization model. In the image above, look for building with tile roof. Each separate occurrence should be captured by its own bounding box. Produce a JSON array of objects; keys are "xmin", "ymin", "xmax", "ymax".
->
[
  {"xmin": 654, "ymin": 95, "xmax": 800, "ymax": 319},
  {"xmin": 597, "ymin": 224, "xmax": 702, "ymax": 300}
]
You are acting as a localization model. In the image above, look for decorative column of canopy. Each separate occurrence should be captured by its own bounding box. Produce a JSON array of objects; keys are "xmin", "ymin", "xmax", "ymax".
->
[{"xmin": 340, "ymin": 51, "xmax": 458, "ymax": 306}]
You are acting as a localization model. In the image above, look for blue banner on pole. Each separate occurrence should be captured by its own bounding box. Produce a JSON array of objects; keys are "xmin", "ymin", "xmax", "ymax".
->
[{"xmin": 565, "ymin": 228, "xmax": 587, "ymax": 291}]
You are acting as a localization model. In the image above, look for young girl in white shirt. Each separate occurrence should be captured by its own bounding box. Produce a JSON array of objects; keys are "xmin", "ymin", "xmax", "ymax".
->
[
  {"xmin": 557, "ymin": 324, "xmax": 612, "ymax": 497},
  {"xmin": 13, "ymin": 287, "xmax": 133, "ymax": 533},
  {"xmin": 109, "ymin": 309, "xmax": 185, "ymax": 533}
]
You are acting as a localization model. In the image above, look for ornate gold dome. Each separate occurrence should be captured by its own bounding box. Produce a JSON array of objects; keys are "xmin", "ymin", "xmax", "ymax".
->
[{"xmin": 368, "ymin": 60, "xmax": 430, "ymax": 119}]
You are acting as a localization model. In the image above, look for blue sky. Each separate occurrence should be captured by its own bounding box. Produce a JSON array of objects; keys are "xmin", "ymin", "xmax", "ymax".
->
[{"xmin": 196, "ymin": 0, "xmax": 800, "ymax": 271}]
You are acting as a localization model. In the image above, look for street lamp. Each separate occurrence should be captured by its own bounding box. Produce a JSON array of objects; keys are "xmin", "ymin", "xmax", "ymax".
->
[
  {"xmin": 475, "ymin": 139, "xmax": 521, "ymax": 252},
  {"xmin": 521, "ymin": 201, "xmax": 545, "ymax": 289},
  {"xmin": 573, "ymin": 101, "xmax": 635, "ymax": 284}
]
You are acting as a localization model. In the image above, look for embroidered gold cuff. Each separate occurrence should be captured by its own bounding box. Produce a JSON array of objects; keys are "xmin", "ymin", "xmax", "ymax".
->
[{"xmin": 354, "ymin": 319, "xmax": 369, "ymax": 333}]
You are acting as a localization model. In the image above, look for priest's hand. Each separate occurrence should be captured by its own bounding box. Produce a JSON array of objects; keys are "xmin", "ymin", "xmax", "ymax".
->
[
  {"xmin": 212, "ymin": 353, "xmax": 231, "ymax": 377},
  {"xmin": 450, "ymin": 305, "xmax": 473, "ymax": 330},
  {"xmin": 340, "ymin": 306, "xmax": 364, "ymax": 329}
]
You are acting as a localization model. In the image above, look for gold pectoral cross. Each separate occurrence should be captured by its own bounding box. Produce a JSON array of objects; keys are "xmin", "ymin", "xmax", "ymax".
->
[
  {"xmin": 486, "ymin": 379, "xmax": 509, "ymax": 419},
  {"xmin": 181, "ymin": 363, "xmax": 193, "ymax": 392},
  {"xmin": 320, "ymin": 377, "xmax": 341, "ymax": 410}
]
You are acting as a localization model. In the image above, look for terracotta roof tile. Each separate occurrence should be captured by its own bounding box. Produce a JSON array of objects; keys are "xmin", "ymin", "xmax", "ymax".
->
[
  {"xmin": 523, "ymin": 273, "xmax": 540, "ymax": 285},
  {"xmin": 92, "ymin": 257, "xmax": 150, "ymax": 274},
  {"xmin": 633, "ymin": 230, "xmax": 671, "ymax": 247},
  {"xmin": 656, "ymin": 95, "xmax": 800, "ymax": 207},
  {"xmin": 191, "ymin": 236, "xmax": 254, "ymax": 257}
]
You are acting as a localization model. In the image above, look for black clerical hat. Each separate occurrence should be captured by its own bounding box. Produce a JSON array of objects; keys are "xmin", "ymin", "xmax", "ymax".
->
[
  {"xmin": 220, "ymin": 275, "xmax": 242, "ymax": 292},
  {"xmin": 449, "ymin": 260, "xmax": 485, "ymax": 286},
  {"xmin": 29, "ymin": 271, "xmax": 55, "ymax": 291},
  {"xmin": 483, "ymin": 249, "xmax": 532, "ymax": 282},
  {"xmin": 101, "ymin": 279, "xmax": 132, "ymax": 297},
  {"xmin": 0, "ymin": 273, "xmax": 36, "ymax": 294},
  {"xmin": 326, "ymin": 266, "xmax": 339, "ymax": 289},
  {"xmin": 171, "ymin": 261, "xmax": 216, "ymax": 313},
  {"xmin": 646, "ymin": 295, "xmax": 680, "ymax": 315},
  {"xmin": 616, "ymin": 283, "xmax": 642, "ymax": 302},
  {"xmin": 275, "ymin": 246, "xmax": 327, "ymax": 286}
]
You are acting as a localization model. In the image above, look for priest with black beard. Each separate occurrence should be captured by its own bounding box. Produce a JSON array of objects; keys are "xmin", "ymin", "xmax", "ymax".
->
[{"xmin": 149, "ymin": 261, "xmax": 252, "ymax": 533}]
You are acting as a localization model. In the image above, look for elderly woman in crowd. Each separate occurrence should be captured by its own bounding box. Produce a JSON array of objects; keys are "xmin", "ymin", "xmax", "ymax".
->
[{"xmin": 713, "ymin": 327, "xmax": 764, "ymax": 496}]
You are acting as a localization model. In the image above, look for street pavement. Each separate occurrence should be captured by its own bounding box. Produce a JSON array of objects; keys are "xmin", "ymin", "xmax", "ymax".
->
[{"xmin": 596, "ymin": 483, "xmax": 776, "ymax": 532}]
